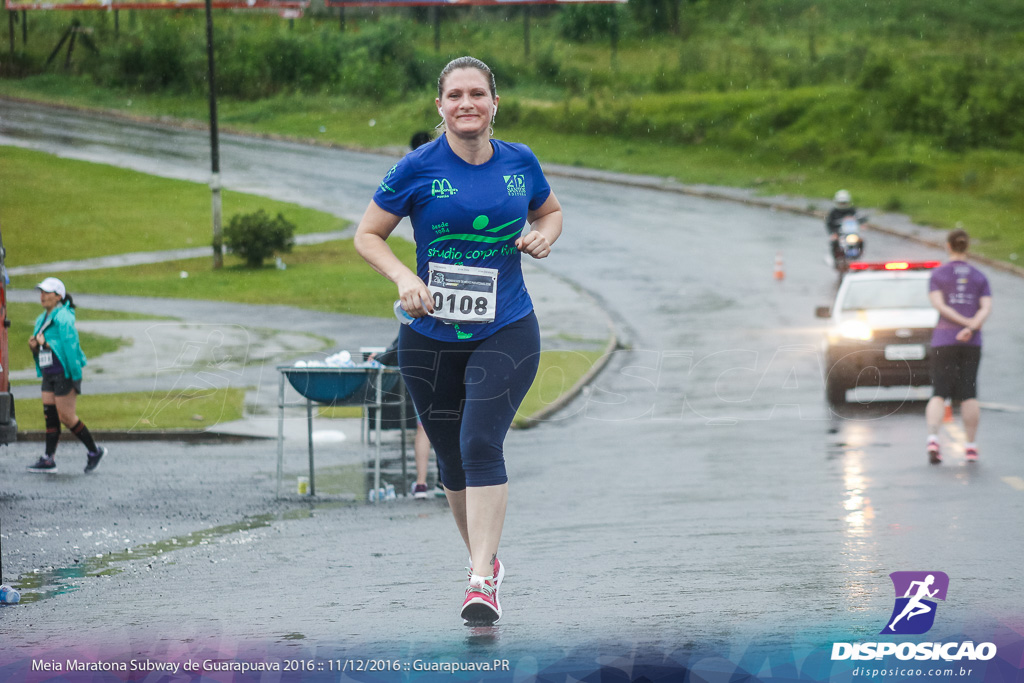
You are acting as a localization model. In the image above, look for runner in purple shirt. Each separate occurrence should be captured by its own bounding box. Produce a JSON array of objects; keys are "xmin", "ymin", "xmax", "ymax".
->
[{"xmin": 925, "ymin": 229, "xmax": 993, "ymax": 464}]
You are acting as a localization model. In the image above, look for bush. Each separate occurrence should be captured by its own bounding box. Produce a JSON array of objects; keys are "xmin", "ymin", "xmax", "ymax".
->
[
  {"xmin": 223, "ymin": 210, "xmax": 296, "ymax": 268},
  {"xmin": 558, "ymin": 3, "xmax": 624, "ymax": 42}
]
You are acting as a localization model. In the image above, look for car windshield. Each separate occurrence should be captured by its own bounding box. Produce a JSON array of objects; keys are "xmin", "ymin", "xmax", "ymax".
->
[{"xmin": 840, "ymin": 278, "xmax": 931, "ymax": 311}]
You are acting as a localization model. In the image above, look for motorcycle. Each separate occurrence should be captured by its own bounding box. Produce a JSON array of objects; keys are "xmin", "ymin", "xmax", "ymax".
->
[{"xmin": 830, "ymin": 214, "xmax": 866, "ymax": 275}]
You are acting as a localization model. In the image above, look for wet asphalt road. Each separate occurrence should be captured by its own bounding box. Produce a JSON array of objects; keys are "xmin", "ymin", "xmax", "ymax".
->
[{"xmin": 1, "ymin": 100, "xmax": 1023, "ymax": 668}]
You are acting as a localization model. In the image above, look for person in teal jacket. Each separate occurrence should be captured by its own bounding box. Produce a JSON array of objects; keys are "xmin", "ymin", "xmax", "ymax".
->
[{"xmin": 27, "ymin": 278, "xmax": 107, "ymax": 473}]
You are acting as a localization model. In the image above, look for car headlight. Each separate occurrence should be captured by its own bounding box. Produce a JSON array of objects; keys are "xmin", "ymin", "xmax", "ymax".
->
[{"xmin": 838, "ymin": 320, "xmax": 873, "ymax": 341}]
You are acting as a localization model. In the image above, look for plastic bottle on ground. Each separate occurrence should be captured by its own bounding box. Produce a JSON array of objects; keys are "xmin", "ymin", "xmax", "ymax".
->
[{"xmin": 0, "ymin": 585, "xmax": 21, "ymax": 605}]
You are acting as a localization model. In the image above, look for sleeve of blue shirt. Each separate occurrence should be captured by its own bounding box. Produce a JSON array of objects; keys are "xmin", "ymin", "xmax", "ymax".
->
[
  {"xmin": 373, "ymin": 155, "xmax": 418, "ymax": 218},
  {"xmin": 523, "ymin": 146, "xmax": 552, "ymax": 212}
]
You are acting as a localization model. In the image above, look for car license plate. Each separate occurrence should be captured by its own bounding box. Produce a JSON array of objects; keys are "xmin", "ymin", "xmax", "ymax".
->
[{"xmin": 885, "ymin": 344, "xmax": 925, "ymax": 361}]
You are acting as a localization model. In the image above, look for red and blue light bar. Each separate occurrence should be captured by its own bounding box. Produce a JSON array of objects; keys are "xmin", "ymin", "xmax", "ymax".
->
[{"xmin": 848, "ymin": 261, "xmax": 942, "ymax": 271}]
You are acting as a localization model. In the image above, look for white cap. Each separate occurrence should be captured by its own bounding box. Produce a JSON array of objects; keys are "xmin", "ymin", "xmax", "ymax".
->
[
  {"xmin": 834, "ymin": 189, "xmax": 852, "ymax": 204},
  {"xmin": 36, "ymin": 277, "xmax": 66, "ymax": 299}
]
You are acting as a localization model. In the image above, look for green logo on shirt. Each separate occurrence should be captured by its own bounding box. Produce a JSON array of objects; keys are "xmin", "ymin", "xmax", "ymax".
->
[
  {"xmin": 504, "ymin": 175, "xmax": 526, "ymax": 197},
  {"xmin": 379, "ymin": 165, "xmax": 398, "ymax": 193},
  {"xmin": 428, "ymin": 215, "xmax": 523, "ymax": 246},
  {"xmin": 431, "ymin": 178, "xmax": 459, "ymax": 199}
]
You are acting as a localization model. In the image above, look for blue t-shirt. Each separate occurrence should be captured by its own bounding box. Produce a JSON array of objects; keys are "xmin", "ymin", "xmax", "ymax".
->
[
  {"xmin": 929, "ymin": 260, "xmax": 991, "ymax": 347},
  {"xmin": 373, "ymin": 134, "xmax": 552, "ymax": 342}
]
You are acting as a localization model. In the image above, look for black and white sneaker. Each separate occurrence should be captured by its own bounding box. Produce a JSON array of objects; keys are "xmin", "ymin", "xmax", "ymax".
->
[
  {"xmin": 84, "ymin": 446, "xmax": 107, "ymax": 473},
  {"xmin": 28, "ymin": 456, "xmax": 57, "ymax": 473}
]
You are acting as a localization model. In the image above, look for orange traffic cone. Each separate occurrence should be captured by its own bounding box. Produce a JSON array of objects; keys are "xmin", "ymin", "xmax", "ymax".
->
[
  {"xmin": 943, "ymin": 399, "xmax": 953, "ymax": 423},
  {"xmin": 774, "ymin": 252, "xmax": 785, "ymax": 281}
]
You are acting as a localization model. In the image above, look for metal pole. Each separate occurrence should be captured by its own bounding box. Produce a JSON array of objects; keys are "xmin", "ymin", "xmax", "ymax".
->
[
  {"xmin": 374, "ymin": 369, "xmax": 382, "ymax": 502},
  {"xmin": 276, "ymin": 372, "xmax": 285, "ymax": 498},
  {"xmin": 64, "ymin": 25, "xmax": 77, "ymax": 69},
  {"xmin": 21, "ymin": 10, "xmax": 26, "ymax": 46},
  {"xmin": 399, "ymin": 377, "xmax": 407, "ymax": 496},
  {"xmin": 8, "ymin": 11, "xmax": 14, "ymax": 59},
  {"xmin": 204, "ymin": 0, "xmax": 223, "ymax": 269},
  {"xmin": 306, "ymin": 398, "xmax": 315, "ymax": 496},
  {"xmin": 114, "ymin": 9, "xmax": 119, "ymax": 40}
]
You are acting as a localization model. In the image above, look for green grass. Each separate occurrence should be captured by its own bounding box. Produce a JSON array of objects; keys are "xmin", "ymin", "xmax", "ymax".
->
[
  {"xmin": 9, "ymin": 240, "xmax": 416, "ymax": 317},
  {"xmin": 0, "ymin": 146, "xmax": 348, "ymax": 267},
  {"xmin": 495, "ymin": 124, "xmax": 1024, "ymax": 263},
  {"xmin": 14, "ymin": 387, "xmax": 247, "ymax": 431},
  {"xmin": 514, "ymin": 350, "xmax": 603, "ymax": 428},
  {"xmin": 5, "ymin": 80, "xmax": 1021, "ymax": 264},
  {"xmin": 5, "ymin": 302, "xmax": 140, "ymax": 372}
]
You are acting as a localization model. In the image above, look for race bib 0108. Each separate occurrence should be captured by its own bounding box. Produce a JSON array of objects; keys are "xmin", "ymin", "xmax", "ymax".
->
[{"xmin": 427, "ymin": 262, "xmax": 498, "ymax": 324}]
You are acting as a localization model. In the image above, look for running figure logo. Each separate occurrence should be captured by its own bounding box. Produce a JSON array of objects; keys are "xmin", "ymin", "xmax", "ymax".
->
[{"xmin": 881, "ymin": 571, "xmax": 949, "ymax": 635}]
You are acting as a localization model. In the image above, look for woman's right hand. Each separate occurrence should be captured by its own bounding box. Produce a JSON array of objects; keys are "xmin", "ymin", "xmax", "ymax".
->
[
  {"xmin": 396, "ymin": 273, "xmax": 434, "ymax": 318},
  {"xmin": 28, "ymin": 334, "xmax": 39, "ymax": 351}
]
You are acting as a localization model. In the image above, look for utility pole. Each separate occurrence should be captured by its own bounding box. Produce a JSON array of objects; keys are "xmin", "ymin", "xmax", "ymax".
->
[{"xmin": 204, "ymin": 0, "xmax": 223, "ymax": 269}]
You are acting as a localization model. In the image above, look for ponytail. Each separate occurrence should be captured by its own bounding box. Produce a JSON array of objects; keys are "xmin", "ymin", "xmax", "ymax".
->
[{"xmin": 63, "ymin": 293, "xmax": 76, "ymax": 310}]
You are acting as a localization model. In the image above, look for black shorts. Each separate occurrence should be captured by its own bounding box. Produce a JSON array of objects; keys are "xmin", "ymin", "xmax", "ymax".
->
[
  {"xmin": 40, "ymin": 373, "xmax": 82, "ymax": 397},
  {"xmin": 931, "ymin": 345, "xmax": 981, "ymax": 402}
]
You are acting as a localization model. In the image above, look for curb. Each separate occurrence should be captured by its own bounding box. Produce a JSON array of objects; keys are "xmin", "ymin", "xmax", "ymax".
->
[
  {"xmin": 15, "ymin": 430, "xmax": 272, "ymax": 443},
  {"xmin": 514, "ymin": 268, "xmax": 621, "ymax": 430}
]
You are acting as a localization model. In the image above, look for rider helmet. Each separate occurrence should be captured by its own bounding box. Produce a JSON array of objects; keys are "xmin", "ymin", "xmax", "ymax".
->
[{"xmin": 834, "ymin": 189, "xmax": 852, "ymax": 205}]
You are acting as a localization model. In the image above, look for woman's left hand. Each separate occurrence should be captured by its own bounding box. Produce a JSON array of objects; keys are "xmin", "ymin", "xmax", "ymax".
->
[{"xmin": 516, "ymin": 230, "xmax": 551, "ymax": 259}]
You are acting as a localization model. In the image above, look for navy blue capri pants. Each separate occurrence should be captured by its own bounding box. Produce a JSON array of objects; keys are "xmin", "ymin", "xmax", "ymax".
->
[{"xmin": 398, "ymin": 312, "xmax": 540, "ymax": 491}]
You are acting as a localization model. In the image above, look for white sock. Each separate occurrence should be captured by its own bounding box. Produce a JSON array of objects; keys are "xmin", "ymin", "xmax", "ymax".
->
[
  {"xmin": 927, "ymin": 434, "xmax": 938, "ymax": 443},
  {"xmin": 469, "ymin": 573, "xmax": 490, "ymax": 586},
  {"xmin": 965, "ymin": 442, "xmax": 976, "ymax": 450}
]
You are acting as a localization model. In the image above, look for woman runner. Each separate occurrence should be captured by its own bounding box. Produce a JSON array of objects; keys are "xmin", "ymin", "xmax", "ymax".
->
[{"xmin": 354, "ymin": 56, "xmax": 562, "ymax": 624}]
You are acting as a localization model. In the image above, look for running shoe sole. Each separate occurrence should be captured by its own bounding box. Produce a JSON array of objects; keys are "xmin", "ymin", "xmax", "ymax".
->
[
  {"xmin": 85, "ymin": 446, "xmax": 107, "ymax": 473},
  {"xmin": 461, "ymin": 601, "xmax": 501, "ymax": 625},
  {"xmin": 28, "ymin": 459, "xmax": 58, "ymax": 473},
  {"xmin": 462, "ymin": 560, "xmax": 504, "ymax": 625}
]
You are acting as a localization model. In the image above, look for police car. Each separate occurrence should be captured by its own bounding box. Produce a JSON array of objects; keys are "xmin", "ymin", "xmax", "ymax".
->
[{"xmin": 816, "ymin": 261, "xmax": 940, "ymax": 405}]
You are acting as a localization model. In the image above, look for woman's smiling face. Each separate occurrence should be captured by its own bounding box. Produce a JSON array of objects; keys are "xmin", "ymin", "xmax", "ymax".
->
[
  {"xmin": 436, "ymin": 67, "xmax": 498, "ymax": 140},
  {"xmin": 39, "ymin": 289, "xmax": 61, "ymax": 310}
]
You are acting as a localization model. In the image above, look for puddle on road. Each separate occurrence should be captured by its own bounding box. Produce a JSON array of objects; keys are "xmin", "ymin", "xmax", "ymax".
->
[
  {"xmin": 13, "ymin": 460, "xmax": 428, "ymax": 605},
  {"xmin": 13, "ymin": 511, "xmax": 311, "ymax": 605},
  {"xmin": 8, "ymin": 446, "xmax": 426, "ymax": 605}
]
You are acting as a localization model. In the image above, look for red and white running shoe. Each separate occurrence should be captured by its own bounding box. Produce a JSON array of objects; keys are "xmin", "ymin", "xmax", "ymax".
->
[
  {"xmin": 461, "ymin": 574, "xmax": 501, "ymax": 625},
  {"xmin": 927, "ymin": 438, "xmax": 941, "ymax": 464},
  {"xmin": 965, "ymin": 446, "xmax": 979, "ymax": 462}
]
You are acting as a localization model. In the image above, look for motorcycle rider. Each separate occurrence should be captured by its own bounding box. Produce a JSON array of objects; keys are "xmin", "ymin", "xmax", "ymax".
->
[{"xmin": 825, "ymin": 189, "xmax": 858, "ymax": 262}]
